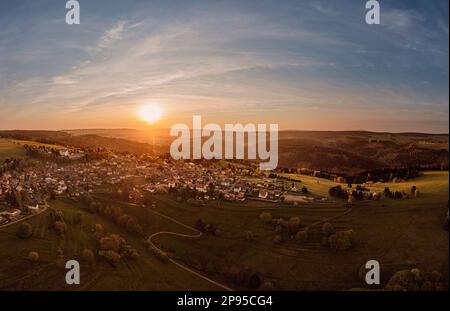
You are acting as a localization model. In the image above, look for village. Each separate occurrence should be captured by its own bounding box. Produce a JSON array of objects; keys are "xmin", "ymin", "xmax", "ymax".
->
[
  {"xmin": 1, "ymin": 141, "xmax": 419, "ymax": 227},
  {"xmin": 0, "ymin": 147, "xmax": 334, "ymax": 226}
]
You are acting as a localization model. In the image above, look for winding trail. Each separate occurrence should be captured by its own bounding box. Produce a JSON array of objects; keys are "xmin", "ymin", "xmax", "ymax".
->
[
  {"xmin": 145, "ymin": 208, "xmax": 233, "ymax": 291},
  {"xmin": 303, "ymin": 207, "xmax": 353, "ymax": 230},
  {"xmin": 122, "ymin": 200, "xmax": 353, "ymax": 291}
]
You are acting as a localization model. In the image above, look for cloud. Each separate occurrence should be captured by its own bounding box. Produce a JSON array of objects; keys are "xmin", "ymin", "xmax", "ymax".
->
[
  {"xmin": 310, "ymin": 1, "xmax": 334, "ymax": 15},
  {"xmin": 0, "ymin": 1, "xmax": 447, "ymax": 132},
  {"xmin": 96, "ymin": 20, "xmax": 127, "ymax": 50},
  {"xmin": 382, "ymin": 9, "xmax": 425, "ymax": 32},
  {"xmin": 437, "ymin": 18, "xmax": 449, "ymax": 35}
]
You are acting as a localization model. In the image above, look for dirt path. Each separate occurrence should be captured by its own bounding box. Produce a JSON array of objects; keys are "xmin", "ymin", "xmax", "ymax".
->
[
  {"xmin": 304, "ymin": 207, "xmax": 353, "ymax": 230},
  {"xmin": 136, "ymin": 205, "xmax": 233, "ymax": 291}
]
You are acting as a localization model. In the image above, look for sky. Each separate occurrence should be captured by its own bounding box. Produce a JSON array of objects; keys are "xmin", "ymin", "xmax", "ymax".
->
[{"xmin": 0, "ymin": 0, "xmax": 448, "ymax": 133}]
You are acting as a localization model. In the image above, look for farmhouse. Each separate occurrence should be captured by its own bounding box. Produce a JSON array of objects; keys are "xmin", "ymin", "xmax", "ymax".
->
[{"xmin": 258, "ymin": 190, "xmax": 268, "ymax": 199}]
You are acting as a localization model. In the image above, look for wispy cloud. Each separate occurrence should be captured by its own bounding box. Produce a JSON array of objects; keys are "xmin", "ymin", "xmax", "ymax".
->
[
  {"xmin": 0, "ymin": 0, "xmax": 448, "ymax": 132},
  {"xmin": 382, "ymin": 9, "xmax": 425, "ymax": 32},
  {"xmin": 95, "ymin": 20, "xmax": 127, "ymax": 50}
]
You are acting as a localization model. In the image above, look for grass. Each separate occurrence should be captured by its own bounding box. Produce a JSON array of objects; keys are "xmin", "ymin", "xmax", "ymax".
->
[
  {"xmin": 11, "ymin": 139, "xmax": 66, "ymax": 150},
  {"xmin": 278, "ymin": 171, "xmax": 449, "ymax": 200},
  {"xmin": 0, "ymin": 198, "xmax": 221, "ymax": 290},
  {"xmin": 138, "ymin": 171, "xmax": 449, "ymax": 290},
  {"xmin": 0, "ymin": 138, "xmax": 66, "ymax": 162},
  {"xmin": 0, "ymin": 139, "xmax": 26, "ymax": 161},
  {"xmin": 0, "ymin": 171, "xmax": 447, "ymax": 290},
  {"xmin": 277, "ymin": 173, "xmax": 342, "ymax": 197}
]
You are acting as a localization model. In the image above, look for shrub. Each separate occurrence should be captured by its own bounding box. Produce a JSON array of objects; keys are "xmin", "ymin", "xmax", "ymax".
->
[
  {"xmin": 384, "ymin": 187, "xmax": 392, "ymax": 198},
  {"xmin": 55, "ymin": 253, "xmax": 65, "ymax": 268},
  {"xmin": 100, "ymin": 237, "xmax": 120, "ymax": 252},
  {"xmin": 329, "ymin": 185, "xmax": 348, "ymax": 199},
  {"xmin": 54, "ymin": 210, "xmax": 64, "ymax": 221},
  {"xmin": 204, "ymin": 223, "xmax": 217, "ymax": 235},
  {"xmin": 93, "ymin": 223, "xmax": 105, "ymax": 239},
  {"xmin": 273, "ymin": 235, "xmax": 282, "ymax": 244},
  {"xmin": 305, "ymin": 226, "xmax": 314, "ymax": 238},
  {"xmin": 117, "ymin": 214, "xmax": 131, "ymax": 227},
  {"xmin": 249, "ymin": 273, "xmax": 262, "ymax": 289},
  {"xmin": 73, "ymin": 212, "xmax": 83, "ymax": 225},
  {"xmin": 98, "ymin": 250, "xmax": 121, "ymax": 267},
  {"xmin": 275, "ymin": 225, "xmax": 283, "ymax": 233},
  {"xmin": 393, "ymin": 191, "xmax": 403, "ymax": 199},
  {"xmin": 16, "ymin": 222, "xmax": 33, "ymax": 239},
  {"xmin": 295, "ymin": 230, "xmax": 308, "ymax": 244},
  {"xmin": 120, "ymin": 244, "xmax": 139, "ymax": 260},
  {"xmin": 344, "ymin": 229, "xmax": 354, "ymax": 242},
  {"xmin": 54, "ymin": 220, "xmax": 67, "ymax": 235},
  {"xmin": 222, "ymin": 266, "xmax": 244, "ymax": 285},
  {"xmin": 259, "ymin": 212, "xmax": 272, "ymax": 224},
  {"xmin": 28, "ymin": 251, "xmax": 39, "ymax": 262},
  {"xmin": 288, "ymin": 217, "xmax": 301, "ymax": 233},
  {"xmin": 328, "ymin": 230, "xmax": 354, "ymax": 251},
  {"xmin": 94, "ymin": 223, "xmax": 104, "ymax": 233},
  {"xmin": 125, "ymin": 217, "xmax": 144, "ymax": 236},
  {"xmin": 195, "ymin": 219, "xmax": 206, "ymax": 232},
  {"xmin": 385, "ymin": 269, "xmax": 418, "ymax": 291},
  {"xmin": 348, "ymin": 195, "xmax": 355, "ymax": 206},
  {"xmin": 81, "ymin": 249, "xmax": 95, "ymax": 265},
  {"xmin": 322, "ymin": 222, "xmax": 335, "ymax": 236},
  {"xmin": 259, "ymin": 281, "xmax": 275, "ymax": 290},
  {"xmin": 148, "ymin": 246, "xmax": 169, "ymax": 263}
]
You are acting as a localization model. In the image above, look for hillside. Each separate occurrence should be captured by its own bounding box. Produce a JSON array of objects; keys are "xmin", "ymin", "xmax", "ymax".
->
[
  {"xmin": 0, "ymin": 198, "xmax": 221, "ymax": 290},
  {"xmin": 1, "ymin": 171, "xmax": 447, "ymax": 290},
  {"xmin": 0, "ymin": 139, "xmax": 27, "ymax": 161},
  {"xmin": 1, "ymin": 129, "xmax": 448, "ymax": 173},
  {"xmin": 64, "ymin": 129, "xmax": 449, "ymax": 174},
  {"xmin": 0, "ymin": 131, "xmax": 155, "ymax": 155}
]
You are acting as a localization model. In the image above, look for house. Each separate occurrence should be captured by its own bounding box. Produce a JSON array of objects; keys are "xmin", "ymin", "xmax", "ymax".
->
[
  {"xmin": 223, "ymin": 192, "xmax": 235, "ymax": 201},
  {"xmin": 28, "ymin": 204, "xmax": 39, "ymax": 213},
  {"xmin": 7, "ymin": 209, "xmax": 21, "ymax": 217},
  {"xmin": 196, "ymin": 185, "xmax": 207, "ymax": 193},
  {"xmin": 258, "ymin": 190, "xmax": 268, "ymax": 199},
  {"xmin": 236, "ymin": 192, "xmax": 246, "ymax": 201},
  {"xmin": 59, "ymin": 150, "xmax": 70, "ymax": 157},
  {"xmin": 335, "ymin": 176, "xmax": 347, "ymax": 184}
]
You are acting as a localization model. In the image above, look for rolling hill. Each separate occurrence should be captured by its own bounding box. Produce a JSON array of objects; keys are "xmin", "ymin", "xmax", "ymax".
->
[{"xmin": 1, "ymin": 129, "xmax": 448, "ymax": 174}]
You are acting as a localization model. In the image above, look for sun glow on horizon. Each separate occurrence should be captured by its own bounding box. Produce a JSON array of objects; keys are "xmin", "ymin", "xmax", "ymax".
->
[{"xmin": 139, "ymin": 104, "xmax": 163, "ymax": 124}]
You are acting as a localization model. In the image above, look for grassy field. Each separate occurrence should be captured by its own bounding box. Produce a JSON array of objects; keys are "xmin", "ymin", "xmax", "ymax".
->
[
  {"xmin": 0, "ymin": 171, "xmax": 447, "ymax": 290},
  {"xmin": 0, "ymin": 198, "xmax": 221, "ymax": 290},
  {"xmin": 0, "ymin": 138, "xmax": 66, "ymax": 162},
  {"xmin": 279, "ymin": 170, "xmax": 449, "ymax": 200},
  {"xmin": 11, "ymin": 139, "xmax": 66, "ymax": 150},
  {"xmin": 0, "ymin": 139, "xmax": 27, "ymax": 161},
  {"xmin": 137, "ymin": 171, "xmax": 449, "ymax": 290}
]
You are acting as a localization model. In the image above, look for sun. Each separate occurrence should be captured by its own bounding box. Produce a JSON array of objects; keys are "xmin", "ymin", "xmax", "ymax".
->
[{"xmin": 139, "ymin": 104, "xmax": 163, "ymax": 124}]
